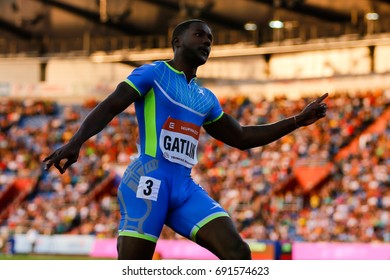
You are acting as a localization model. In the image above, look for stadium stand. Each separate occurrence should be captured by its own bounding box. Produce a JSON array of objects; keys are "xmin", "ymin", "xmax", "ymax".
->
[
  {"xmin": 0, "ymin": 89, "xmax": 389, "ymax": 250},
  {"xmin": 1, "ymin": 0, "xmax": 390, "ymax": 259}
]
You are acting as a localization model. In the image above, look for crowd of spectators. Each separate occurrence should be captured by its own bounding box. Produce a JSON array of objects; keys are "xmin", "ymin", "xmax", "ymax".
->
[
  {"xmin": 0, "ymin": 98, "xmax": 136, "ymax": 238},
  {"xmin": 192, "ymin": 89, "xmax": 390, "ymax": 243},
  {"xmin": 0, "ymin": 88, "xmax": 389, "ymax": 249}
]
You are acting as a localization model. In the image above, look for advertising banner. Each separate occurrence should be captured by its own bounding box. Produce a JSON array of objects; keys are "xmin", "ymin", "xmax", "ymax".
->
[{"xmin": 293, "ymin": 242, "xmax": 390, "ymax": 260}]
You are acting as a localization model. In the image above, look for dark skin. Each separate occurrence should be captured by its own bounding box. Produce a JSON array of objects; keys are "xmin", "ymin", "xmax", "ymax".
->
[{"xmin": 43, "ymin": 21, "xmax": 328, "ymax": 259}]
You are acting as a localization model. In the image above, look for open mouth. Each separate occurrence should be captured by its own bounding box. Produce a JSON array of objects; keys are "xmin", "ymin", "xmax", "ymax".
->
[{"xmin": 199, "ymin": 48, "xmax": 209, "ymax": 57}]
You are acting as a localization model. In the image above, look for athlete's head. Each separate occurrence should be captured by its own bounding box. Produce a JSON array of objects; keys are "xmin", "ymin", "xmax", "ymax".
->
[
  {"xmin": 171, "ymin": 19, "xmax": 206, "ymax": 49},
  {"xmin": 171, "ymin": 19, "xmax": 212, "ymax": 66}
]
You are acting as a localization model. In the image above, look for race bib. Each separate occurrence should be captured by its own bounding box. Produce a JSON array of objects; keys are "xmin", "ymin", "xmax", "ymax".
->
[
  {"xmin": 159, "ymin": 117, "xmax": 200, "ymax": 168},
  {"xmin": 136, "ymin": 176, "xmax": 161, "ymax": 201}
]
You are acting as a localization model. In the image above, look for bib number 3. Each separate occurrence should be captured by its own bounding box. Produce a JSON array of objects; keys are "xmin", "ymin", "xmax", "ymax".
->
[{"xmin": 136, "ymin": 176, "xmax": 161, "ymax": 201}]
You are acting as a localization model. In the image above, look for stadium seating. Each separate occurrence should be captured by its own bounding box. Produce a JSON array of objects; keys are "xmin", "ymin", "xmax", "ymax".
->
[{"xmin": 0, "ymin": 89, "xmax": 389, "ymax": 250}]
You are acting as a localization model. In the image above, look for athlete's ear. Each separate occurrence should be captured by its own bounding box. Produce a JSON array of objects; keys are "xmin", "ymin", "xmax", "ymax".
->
[{"xmin": 172, "ymin": 36, "xmax": 181, "ymax": 49}]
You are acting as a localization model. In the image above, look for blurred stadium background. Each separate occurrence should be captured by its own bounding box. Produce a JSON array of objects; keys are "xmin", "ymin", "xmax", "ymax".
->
[{"xmin": 0, "ymin": 0, "xmax": 389, "ymax": 260}]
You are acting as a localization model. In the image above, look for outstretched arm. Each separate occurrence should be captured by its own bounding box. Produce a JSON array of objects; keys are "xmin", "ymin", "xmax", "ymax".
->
[
  {"xmin": 43, "ymin": 81, "xmax": 141, "ymax": 173},
  {"xmin": 203, "ymin": 93, "xmax": 328, "ymax": 150}
]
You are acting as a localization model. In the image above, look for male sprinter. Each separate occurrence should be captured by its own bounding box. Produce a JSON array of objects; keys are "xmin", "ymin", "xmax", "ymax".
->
[{"xmin": 43, "ymin": 19, "xmax": 328, "ymax": 259}]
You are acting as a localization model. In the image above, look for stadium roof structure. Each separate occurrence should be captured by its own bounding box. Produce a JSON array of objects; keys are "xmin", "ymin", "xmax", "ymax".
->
[{"xmin": 0, "ymin": 0, "xmax": 390, "ymax": 56}]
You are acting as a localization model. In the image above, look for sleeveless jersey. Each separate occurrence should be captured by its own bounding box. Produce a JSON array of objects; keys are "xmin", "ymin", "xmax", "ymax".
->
[{"xmin": 124, "ymin": 61, "xmax": 223, "ymax": 169}]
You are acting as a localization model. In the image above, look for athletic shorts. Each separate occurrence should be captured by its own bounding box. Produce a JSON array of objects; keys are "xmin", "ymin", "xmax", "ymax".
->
[{"xmin": 117, "ymin": 154, "xmax": 229, "ymax": 243}]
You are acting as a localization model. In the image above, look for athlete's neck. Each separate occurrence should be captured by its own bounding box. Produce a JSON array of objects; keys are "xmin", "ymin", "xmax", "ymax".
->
[{"xmin": 167, "ymin": 59, "xmax": 197, "ymax": 83}]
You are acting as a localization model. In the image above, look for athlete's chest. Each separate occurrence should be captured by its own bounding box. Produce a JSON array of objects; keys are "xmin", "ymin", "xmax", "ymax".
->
[{"xmin": 153, "ymin": 74, "xmax": 213, "ymax": 116}]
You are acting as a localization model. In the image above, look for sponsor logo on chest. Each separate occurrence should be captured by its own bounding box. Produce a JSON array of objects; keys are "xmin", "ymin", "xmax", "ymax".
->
[{"xmin": 159, "ymin": 117, "xmax": 200, "ymax": 168}]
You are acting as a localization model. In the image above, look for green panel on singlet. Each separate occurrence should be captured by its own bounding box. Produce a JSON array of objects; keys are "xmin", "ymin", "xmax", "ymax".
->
[{"xmin": 144, "ymin": 89, "xmax": 157, "ymax": 157}]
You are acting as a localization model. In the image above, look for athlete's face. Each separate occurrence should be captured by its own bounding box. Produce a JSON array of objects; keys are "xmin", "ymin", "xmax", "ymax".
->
[{"xmin": 179, "ymin": 22, "xmax": 213, "ymax": 66}]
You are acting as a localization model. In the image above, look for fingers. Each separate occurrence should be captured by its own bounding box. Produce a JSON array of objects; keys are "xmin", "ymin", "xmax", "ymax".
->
[
  {"xmin": 316, "ymin": 92, "xmax": 328, "ymax": 103},
  {"xmin": 42, "ymin": 152, "xmax": 55, "ymax": 164},
  {"xmin": 42, "ymin": 144, "xmax": 79, "ymax": 174},
  {"xmin": 43, "ymin": 155, "xmax": 62, "ymax": 172},
  {"xmin": 62, "ymin": 159, "xmax": 76, "ymax": 172},
  {"xmin": 44, "ymin": 161, "xmax": 53, "ymax": 171},
  {"xmin": 316, "ymin": 102, "xmax": 328, "ymax": 118},
  {"xmin": 42, "ymin": 151, "xmax": 68, "ymax": 173},
  {"xmin": 312, "ymin": 93, "xmax": 328, "ymax": 118},
  {"xmin": 45, "ymin": 158, "xmax": 70, "ymax": 174},
  {"xmin": 43, "ymin": 153, "xmax": 56, "ymax": 171},
  {"xmin": 54, "ymin": 162, "xmax": 64, "ymax": 174}
]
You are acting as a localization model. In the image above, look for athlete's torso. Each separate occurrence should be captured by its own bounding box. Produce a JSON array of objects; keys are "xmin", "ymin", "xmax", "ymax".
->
[{"xmin": 125, "ymin": 61, "xmax": 223, "ymax": 170}]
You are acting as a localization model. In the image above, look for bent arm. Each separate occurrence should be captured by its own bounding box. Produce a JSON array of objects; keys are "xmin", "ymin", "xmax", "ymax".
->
[
  {"xmin": 43, "ymin": 81, "xmax": 140, "ymax": 173},
  {"xmin": 70, "ymin": 81, "xmax": 140, "ymax": 146},
  {"xmin": 203, "ymin": 113, "xmax": 299, "ymax": 150},
  {"xmin": 203, "ymin": 93, "xmax": 328, "ymax": 150}
]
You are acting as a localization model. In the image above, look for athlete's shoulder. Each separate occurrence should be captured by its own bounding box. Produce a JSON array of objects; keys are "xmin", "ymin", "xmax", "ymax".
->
[
  {"xmin": 126, "ymin": 61, "xmax": 167, "ymax": 95},
  {"xmin": 194, "ymin": 84, "xmax": 223, "ymax": 117},
  {"xmin": 145, "ymin": 60, "xmax": 165, "ymax": 67},
  {"xmin": 134, "ymin": 60, "xmax": 164, "ymax": 72},
  {"xmin": 128, "ymin": 61, "xmax": 165, "ymax": 82},
  {"xmin": 200, "ymin": 86, "xmax": 213, "ymax": 94},
  {"xmin": 198, "ymin": 84, "xmax": 217, "ymax": 99}
]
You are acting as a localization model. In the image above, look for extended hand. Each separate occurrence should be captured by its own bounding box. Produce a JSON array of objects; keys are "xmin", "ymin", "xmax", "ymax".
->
[
  {"xmin": 297, "ymin": 93, "xmax": 328, "ymax": 127},
  {"xmin": 42, "ymin": 142, "xmax": 81, "ymax": 174}
]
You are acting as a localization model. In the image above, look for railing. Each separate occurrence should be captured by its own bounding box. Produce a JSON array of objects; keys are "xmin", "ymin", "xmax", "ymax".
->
[
  {"xmin": 0, "ymin": 29, "xmax": 253, "ymax": 56},
  {"xmin": 2, "ymin": 30, "xmax": 390, "ymax": 59}
]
